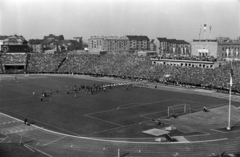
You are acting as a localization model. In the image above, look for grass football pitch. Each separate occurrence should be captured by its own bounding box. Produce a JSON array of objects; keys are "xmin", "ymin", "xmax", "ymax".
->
[{"xmin": 0, "ymin": 74, "xmax": 238, "ymax": 139}]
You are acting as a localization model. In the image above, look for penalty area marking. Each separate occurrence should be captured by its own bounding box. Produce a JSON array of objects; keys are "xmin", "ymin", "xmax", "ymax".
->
[
  {"xmin": 140, "ymin": 110, "xmax": 168, "ymax": 118},
  {"xmin": 0, "ymin": 105, "xmax": 231, "ymax": 144},
  {"xmin": 85, "ymin": 99, "xmax": 176, "ymax": 116},
  {"xmin": 84, "ymin": 115, "xmax": 124, "ymax": 127},
  {"xmin": 116, "ymin": 99, "xmax": 175, "ymax": 109}
]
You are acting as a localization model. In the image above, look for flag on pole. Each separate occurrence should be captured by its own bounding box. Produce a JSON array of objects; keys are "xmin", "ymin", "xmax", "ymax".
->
[{"xmin": 204, "ymin": 24, "xmax": 207, "ymax": 31}]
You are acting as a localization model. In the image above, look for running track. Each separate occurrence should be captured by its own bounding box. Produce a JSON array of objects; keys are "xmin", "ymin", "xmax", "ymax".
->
[{"xmin": 1, "ymin": 74, "xmax": 240, "ymax": 156}]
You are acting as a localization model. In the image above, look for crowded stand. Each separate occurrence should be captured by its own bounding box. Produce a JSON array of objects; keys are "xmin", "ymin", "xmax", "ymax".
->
[
  {"xmin": 1, "ymin": 54, "xmax": 27, "ymax": 64},
  {"xmin": 1, "ymin": 53, "xmax": 240, "ymax": 94},
  {"xmin": 27, "ymin": 53, "xmax": 67, "ymax": 73}
]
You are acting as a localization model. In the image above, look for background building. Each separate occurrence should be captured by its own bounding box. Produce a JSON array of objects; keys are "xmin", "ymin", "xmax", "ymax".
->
[
  {"xmin": 156, "ymin": 38, "xmax": 190, "ymax": 56},
  {"xmin": 59, "ymin": 37, "xmax": 83, "ymax": 52},
  {"xmin": 2, "ymin": 35, "xmax": 28, "ymax": 45},
  {"xmin": 42, "ymin": 34, "xmax": 64, "ymax": 53},
  {"xmin": 191, "ymin": 40, "xmax": 218, "ymax": 58},
  {"xmin": 0, "ymin": 36, "xmax": 9, "ymax": 51},
  {"xmin": 149, "ymin": 39, "xmax": 156, "ymax": 51},
  {"xmin": 218, "ymin": 41, "xmax": 240, "ymax": 61},
  {"xmin": 1, "ymin": 35, "xmax": 30, "ymax": 53},
  {"xmin": 191, "ymin": 39, "xmax": 240, "ymax": 61},
  {"xmin": 29, "ymin": 39, "xmax": 43, "ymax": 53},
  {"xmin": 126, "ymin": 35, "xmax": 150, "ymax": 53},
  {"xmin": 88, "ymin": 36, "xmax": 129, "ymax": 54}
]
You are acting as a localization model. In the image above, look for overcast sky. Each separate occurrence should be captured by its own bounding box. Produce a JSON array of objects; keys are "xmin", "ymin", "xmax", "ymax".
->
[{"xmin": 0, "ymin": 0, "xmax": 239, "ymax": 42}]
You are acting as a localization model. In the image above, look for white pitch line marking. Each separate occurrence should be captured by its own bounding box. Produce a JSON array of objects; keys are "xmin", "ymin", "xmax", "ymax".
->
[
  {"xmin": 43, "ymin": 135, "xmax": 67, "ymax": 146},
  {"xmin": 84, "ymin": 115, "xmax": 123, "ymax": 127},
  {"xmin": 85, "ymin": 99, "xmax": 176, "ymax": 116},
  {"xmin": 116, "ymin": 99, "xmax": 175, "ymax": 109},
  {"xmin": 24, "ymin": 144, "xmax": 35, "ymax": 152},
  {"xmin": 0, "ymin": 136, "xmax": 8, "ymax": 142},
  {"xmin": 25, "ymin": 144, "xmax": 53, "ymax": 157},
  {"xmin": 0, "ymin": 109, "xmax": 80, "ymax": 136},
  {"xmin": 140, "ymin": 110, "xmax": 167, "ymax": 117},
  {"xmin": 0, "ymin": 103, "xmax": 232, "ymax": 144}
]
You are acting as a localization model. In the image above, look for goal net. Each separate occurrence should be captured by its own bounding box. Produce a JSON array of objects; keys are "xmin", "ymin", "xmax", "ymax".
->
[{"xmin": 168, "ymin": 104, "xmax": 191, "ymax": 117}]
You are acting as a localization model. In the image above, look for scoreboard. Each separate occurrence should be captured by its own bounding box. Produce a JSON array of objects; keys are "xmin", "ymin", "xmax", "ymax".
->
[{"xmin": 1, "ymin": 45, "xmax": 30, "ymax": 53}]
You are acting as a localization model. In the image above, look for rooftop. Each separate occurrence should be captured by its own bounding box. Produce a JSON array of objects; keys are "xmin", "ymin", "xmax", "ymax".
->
[
  {"xmin": 28, "ymin": 39, "xmax": 43, "ymax": 45},
  {"xmin": 157, "ymin": 38, "xmax": 189, "ymax": 44},
  {"xmin": 126, "ymin": 35, "xmax": 149, "ymax": 41},
  {"xmin": 90, "ymin": 36, "xmax": 128, "ymax": 40},
  {"xmin": 0, "ymin": 35, "xmax": 9, "ymax": 40}
]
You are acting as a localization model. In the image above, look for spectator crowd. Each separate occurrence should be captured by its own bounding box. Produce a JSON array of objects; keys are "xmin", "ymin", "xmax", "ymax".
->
[{"xmin": 1, "ymin": 53, "xmax": 240, "ymax": 93}]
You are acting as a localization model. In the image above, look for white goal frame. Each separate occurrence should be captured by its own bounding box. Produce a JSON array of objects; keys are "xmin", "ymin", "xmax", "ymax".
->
[{"xmin": 168, "ymin": 104, "xmax": 191, "ymax": 117}]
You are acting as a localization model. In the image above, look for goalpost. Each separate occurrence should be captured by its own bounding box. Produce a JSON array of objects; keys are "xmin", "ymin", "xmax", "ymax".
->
[{"xmin": 168, "ymin": 104, "xmax": 191, "ymax": 117}]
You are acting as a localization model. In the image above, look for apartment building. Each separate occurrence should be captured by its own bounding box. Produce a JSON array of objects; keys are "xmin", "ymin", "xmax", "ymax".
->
[
  {"xmin": 126, "ymin": 35, "xmax": 150, "ymax": 52},
  {"xmin": 29, "ymin": 39, "xmax": 43, "ymax": 53},
  {"xmin": 156, "ymin": 38, "xmax": 190, "ymax": 56},
  {"xmin": 88, "ymin": 36, "xmax": 129, "ymax": 54}
]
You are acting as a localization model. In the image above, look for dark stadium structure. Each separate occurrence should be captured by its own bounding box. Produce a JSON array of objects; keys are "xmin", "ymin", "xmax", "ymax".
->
[{"xmin": 0, "ymin": 44, "xmax": 30, "ymax": 74}]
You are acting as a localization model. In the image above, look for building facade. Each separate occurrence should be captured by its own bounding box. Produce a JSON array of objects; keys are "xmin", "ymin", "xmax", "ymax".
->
[
  {"xmin": 151, "ymin": 58, "xmax": 224, "ymax": 69},
  {"xmin": 2, "ymin": 35, "xmax": 28, "ymax": 45},
  {"xmin": 1, "ymin": 35, "xmax": 30, "ymax": 53},
  {"xmin": 126, "ymin": 35, "xmax": 150, "ymax": 52},
  {"xmin": 88, "ymin": 36, "xmax": 129, "ymax": 54},
  {"xmin": 149, "ymin": 39, "xmax": 156, "ymax": 51},
  {"xmin": 218, "ymin": 41, "xmax": 240, "ymax": 60},
  {"xmin": 191, "ymin": 39, "xmax": 240, "ymax": 61},
  {"xmin": 29, "ymin": 39, "xmax": 43, "ymax": 53},
  {"xmin": 191, "ymin": 40, "xmax": 218, "ymax": 58},
  {"xmin": 42, "ymin": 34, "xmax": 64, "ymax": 53},
  {"xmin": 88, "ymin": 35, "xmax": 151, "ymax": 54},
  {"xmin": 156, "ymin": 38, "xmax": 190, "ymax": 56},
  {"xmin": 0, "ymin": 36, "xmax": 9, "ymax": 51}
]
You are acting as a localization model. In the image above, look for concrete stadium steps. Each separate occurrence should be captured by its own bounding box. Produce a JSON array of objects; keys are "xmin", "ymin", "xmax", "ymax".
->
[{"xmin": 0, "ymin": 112, "xmax": 240, "ymax": 156}]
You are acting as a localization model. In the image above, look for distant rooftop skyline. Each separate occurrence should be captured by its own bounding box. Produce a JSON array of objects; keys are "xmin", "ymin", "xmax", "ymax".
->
[{"xmin": 0, "ymin": 0, "xmax": 239, "ymax": 42}]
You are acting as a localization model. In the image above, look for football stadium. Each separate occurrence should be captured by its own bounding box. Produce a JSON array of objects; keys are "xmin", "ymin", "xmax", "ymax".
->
[{"xmin": 0, "ymin": 53, "xmax": 240, "ymax": 157}]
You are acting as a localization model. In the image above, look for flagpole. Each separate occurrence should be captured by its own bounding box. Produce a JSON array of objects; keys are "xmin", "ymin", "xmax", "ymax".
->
[
  {"xmin": 227, "ymin": 61, "xmax": 232, "ymax": 130},
  {"xmin": 227, "ymin": 76, "xmax": 232, "ymax": 130}
]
